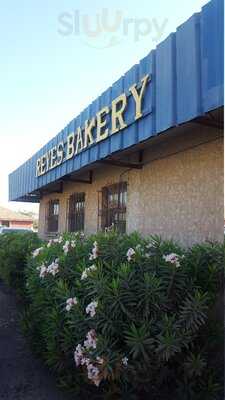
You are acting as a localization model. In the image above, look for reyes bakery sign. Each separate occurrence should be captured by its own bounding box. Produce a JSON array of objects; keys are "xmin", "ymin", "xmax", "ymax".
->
[{"xmin": 36, "ymin": 74, "xmax": 150, "ymax": 177}]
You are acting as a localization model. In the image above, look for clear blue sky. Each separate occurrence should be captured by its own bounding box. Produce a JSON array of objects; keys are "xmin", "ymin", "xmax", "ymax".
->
[{"xmin": 0, "ymin": 0, "xmax": 207, "ymax": 213}]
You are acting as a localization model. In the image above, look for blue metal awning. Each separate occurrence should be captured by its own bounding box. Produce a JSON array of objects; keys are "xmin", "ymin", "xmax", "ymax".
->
[{"xmin": 9, "ymin": 0, "xmax": 224, "ymax": 202}]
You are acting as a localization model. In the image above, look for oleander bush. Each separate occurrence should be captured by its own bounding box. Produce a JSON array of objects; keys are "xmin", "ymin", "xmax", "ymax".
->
[
  {"xmin": 19, "ymin": 231, "xmax": 224, "ymax": 400},
  {"xmin": 0, "ymin": 231, "xmax": 42, "ymax": 295}
]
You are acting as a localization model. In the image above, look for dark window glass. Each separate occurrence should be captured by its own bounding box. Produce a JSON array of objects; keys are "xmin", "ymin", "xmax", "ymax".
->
[
  {"xmin": 68, "ymin": 193, "xmax": 85, "ymax": 232},
  {"xmin": 47, "ymin": 200, "xmax": 59, "ymax": 233},
  {"xmin": 101, "ymin": 182, "xmax": 127, "ymax": 233}
]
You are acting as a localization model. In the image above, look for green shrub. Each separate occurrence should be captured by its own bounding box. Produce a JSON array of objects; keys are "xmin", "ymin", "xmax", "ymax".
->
[
  {"xmin": 0, "ymin": 231, "xmax": 42, "ymax": 295},
  {"xmin": 21, "ymin": 232, "xmax": 224, "ymax": 400}
]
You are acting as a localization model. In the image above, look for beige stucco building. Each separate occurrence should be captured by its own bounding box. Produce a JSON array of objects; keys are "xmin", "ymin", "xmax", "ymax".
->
[
  {"xmin": 9, "ymin": 0, "xmax": 224, "ymax": 247},
  {"xmin": 38, "ymin": 122, "xmax": 223, "ymax": 247}
]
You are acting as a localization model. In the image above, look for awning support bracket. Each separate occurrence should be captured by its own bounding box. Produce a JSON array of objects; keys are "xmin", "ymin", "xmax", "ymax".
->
[
  {"xmin": 194, "ymin": 114, "xmax": 223, "ymax": 130},
  {"xmin": 61, "ymin": 170, "xmax": 93, "ymax": 184},
  {"xmin": 99, "ymin": 156, "xmax": 143, "ymax": 169}
]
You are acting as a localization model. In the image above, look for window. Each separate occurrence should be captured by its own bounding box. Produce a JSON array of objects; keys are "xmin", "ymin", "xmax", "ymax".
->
[
  {"xmin": 100, "ymin": 182, "xmax": 127, "ymax": 233},
  {"xmin": 2, "ymin": 221, "xmax": 9, "ymax": 227},
  {"xmin": 68, "ymin": 193, "xmax": 85, "ymax": 232},
  {"xmin": 46, "ymin": 200, "xmax": 59, "ymax": 233}
]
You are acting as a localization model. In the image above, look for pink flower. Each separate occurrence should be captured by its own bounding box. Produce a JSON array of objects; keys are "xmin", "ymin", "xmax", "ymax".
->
[
  {"xmin": 83, "ymin": 329, "xmax": 97, "ymax": 350},
  {"xmin": 63, "ymin": 240, "xmax": 70, "ymax": 255},
  {"xmin": 122, "ymin": 356, "xmax": 128, "ymax": 366},
  {"xmin": 32, "ymin": 247, "xmax": 43, "ymax": 258},
  {"xmin": 74, "ymin": 344, "xmax": 84, "ymax": 367},
  {"xmin": 81, "ymin": 264, "xmax": 97, "ymax": 280},
  {"xmin": 47, "ymin": 240, "xmax": 53, "ymax": 248},
  {"xmin": 66, "ymin": 297, "xmax": 78, "ymax": 312},
  {"xmin": 85, "ymin": 358, "xmax": 91, "ymax": 366},
  {"xmin": 39, "ymin": 265, "xmax": 47, "ymax": 278},
  {"xmin": 89, "ymin": 241, "xmax": 99, "ymax": 260},
  {"xmin": 39, "ymin": 259, "xmax": 59, "ymax": 278},
  {"xmin": 47, "ymin": 259, "xmax": 59, "ymax": 276},
  {"xmin": 163, "ymin": 253, "xmax": 181, "ymax": 268},
  {"xmin": 127, "ymin": 248, "xmax": 135, "ymax": 262},
  {"xmin": 73, "ymin": 330, "xmax": 104, "ymax": 387},
  {"xmin": 86, "ymin": 301, "xmax": 98, "ymax": 318}
]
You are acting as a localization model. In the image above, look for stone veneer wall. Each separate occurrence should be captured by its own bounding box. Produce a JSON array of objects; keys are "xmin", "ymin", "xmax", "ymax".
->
[{"xmin": 38, "ymin": 132, "xmax": 223, "ymax": 247}]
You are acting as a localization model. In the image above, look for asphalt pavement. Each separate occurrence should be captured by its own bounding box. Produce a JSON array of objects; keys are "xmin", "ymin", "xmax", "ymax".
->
[{"xmin": 0, "ymin": 280, "xmax": 75, "ymax": 400}]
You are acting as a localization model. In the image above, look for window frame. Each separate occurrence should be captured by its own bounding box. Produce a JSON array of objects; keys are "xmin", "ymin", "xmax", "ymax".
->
[
  {"xmin": 46, "ymin": 199, "xmax": 59, "ymax": 233},
  {"xmin": 100, "ymin": 182, "xmax": 127, "ymax": 233},
  {"xmin": 67, "ymin": 192, "xmax": 85, "ymax": 233}
]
